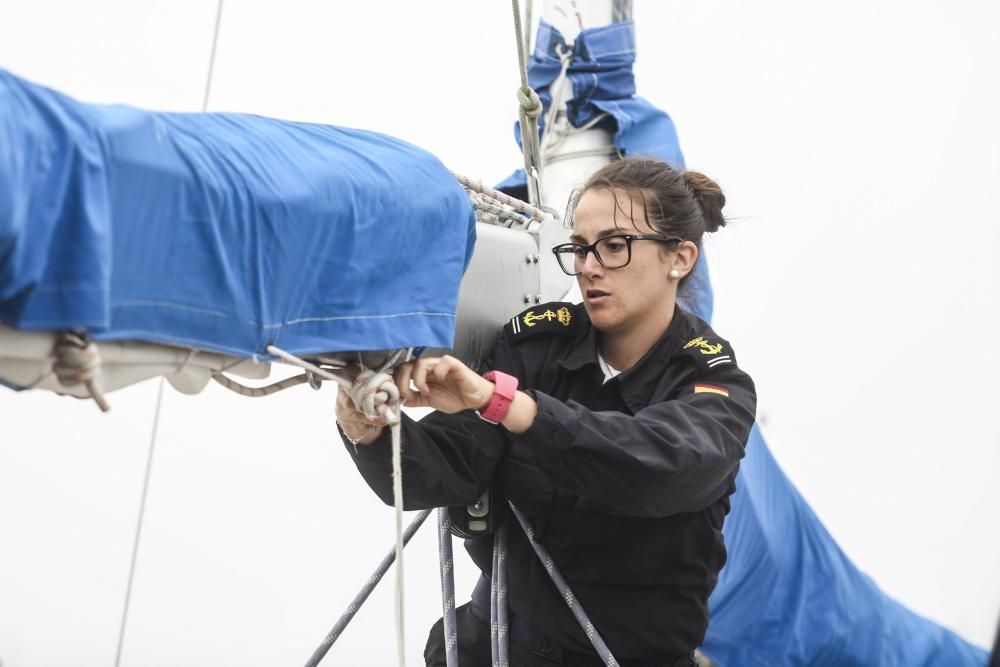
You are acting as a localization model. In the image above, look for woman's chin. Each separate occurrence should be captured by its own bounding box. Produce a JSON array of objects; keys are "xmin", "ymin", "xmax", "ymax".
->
[{"xmin": 586, "ymin": 308, "xmax": 625, "ymax": 334}]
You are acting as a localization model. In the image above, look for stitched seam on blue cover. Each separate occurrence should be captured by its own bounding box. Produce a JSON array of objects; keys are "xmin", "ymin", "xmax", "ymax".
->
[
  {"xmin": 273, "ymin": 312, "xmax": 454, "ymax": 327},
  {"xmin": 111, "ymin": 300, "xmax": 455, "ymax": 329}
]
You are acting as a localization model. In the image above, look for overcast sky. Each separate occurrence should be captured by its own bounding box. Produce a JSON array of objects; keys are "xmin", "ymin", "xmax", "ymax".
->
[{"xmin": 1, "ymin": 1, "xmax": 998, "ymax": 665}]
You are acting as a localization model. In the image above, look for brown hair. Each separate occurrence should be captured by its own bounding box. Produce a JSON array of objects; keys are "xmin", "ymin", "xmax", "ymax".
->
[{"xmin": 574, "ymin": 157, "xmax": 727, "ymax": 246}]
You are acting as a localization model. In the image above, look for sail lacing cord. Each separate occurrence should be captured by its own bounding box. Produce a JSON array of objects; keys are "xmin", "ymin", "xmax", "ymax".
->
[
  {"xmin": 52, "ymin": 332, "xmax": 111, "ymax": 412},
  {"xmin": 538, "ymin": 43, "xmax": 618, "ymax": 168}
]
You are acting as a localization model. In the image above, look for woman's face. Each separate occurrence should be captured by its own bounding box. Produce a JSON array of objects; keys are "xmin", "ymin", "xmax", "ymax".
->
[{"xmin": 571, "ymin": 187, "xmax": 677, "ymax": 335}]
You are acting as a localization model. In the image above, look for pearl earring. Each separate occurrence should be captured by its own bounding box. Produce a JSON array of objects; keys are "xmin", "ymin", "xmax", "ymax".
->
[{"xmin": 669, "ymin": 269, "xmax": 680, "ymax": 279}]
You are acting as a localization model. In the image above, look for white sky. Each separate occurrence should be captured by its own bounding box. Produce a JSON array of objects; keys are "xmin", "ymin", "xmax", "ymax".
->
[{"xmin": 1, "ymin": 1, "xmax": 998, "ymax": 665}]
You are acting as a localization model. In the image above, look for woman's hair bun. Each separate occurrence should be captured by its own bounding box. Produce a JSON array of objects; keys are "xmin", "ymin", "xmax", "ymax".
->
[{"xmin": 683, "ymin": 170, "xmax": 727, "ymax": 233}]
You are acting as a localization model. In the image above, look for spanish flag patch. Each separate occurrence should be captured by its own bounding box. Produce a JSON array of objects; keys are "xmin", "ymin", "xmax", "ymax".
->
[{"xmin": 694, "ymin": 384, "xmax": 729, "ymax": 397}]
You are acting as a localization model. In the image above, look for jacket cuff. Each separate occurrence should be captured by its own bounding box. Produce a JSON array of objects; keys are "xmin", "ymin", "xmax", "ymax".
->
[{"xmin": 508, "ymin": 390, "xmax": 574, "ymax": 460}]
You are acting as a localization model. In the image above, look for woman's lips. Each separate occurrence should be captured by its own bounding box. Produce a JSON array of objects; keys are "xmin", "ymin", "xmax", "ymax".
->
[{"xmin": 586, "ymin": 288, "xmax": 611, "ymax": 304}]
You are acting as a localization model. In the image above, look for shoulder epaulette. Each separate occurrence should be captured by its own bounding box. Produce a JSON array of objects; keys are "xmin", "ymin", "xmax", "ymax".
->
[
  {"xmin": 680, "ymin": 332, "xmax": 736, "ymax": 372},
  {"xmin": 504, "ymin": 302, "xmax": 578, "ymax": 342}
]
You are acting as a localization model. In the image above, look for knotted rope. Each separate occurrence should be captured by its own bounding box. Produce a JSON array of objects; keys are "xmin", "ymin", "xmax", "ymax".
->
[
  {"xmin": 53, "ymin": 332, "xmax": 111, "ymax": 412},
  {"xmin": 511, "ymin": 0, "xmax": 544, "ymax": 208}
]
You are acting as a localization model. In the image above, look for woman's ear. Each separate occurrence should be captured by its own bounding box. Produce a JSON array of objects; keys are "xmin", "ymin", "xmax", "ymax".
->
[{"xmin": 671, "ymin": 241, "xmax": 699, "ymax": 280}]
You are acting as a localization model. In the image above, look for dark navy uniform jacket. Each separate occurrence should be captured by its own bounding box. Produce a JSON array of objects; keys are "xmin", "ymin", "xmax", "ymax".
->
[{"xmin": 346, "ymin": 302, "xmax": 756, "ymax": 662}]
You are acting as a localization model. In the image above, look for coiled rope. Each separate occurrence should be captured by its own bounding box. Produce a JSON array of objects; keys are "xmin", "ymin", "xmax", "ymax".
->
[{"xmin": 453, "ymin": 172, "xmax": 547, "ymax": 223}]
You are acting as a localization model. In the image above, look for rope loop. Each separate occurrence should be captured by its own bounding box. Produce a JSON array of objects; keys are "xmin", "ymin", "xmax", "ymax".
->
[{"xmin": 350, "ymin": 369, "xmax": 400, "ymax": 424}]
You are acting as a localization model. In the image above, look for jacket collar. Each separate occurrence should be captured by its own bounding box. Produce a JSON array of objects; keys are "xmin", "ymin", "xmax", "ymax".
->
[{"xmin": 558, "ymin": 305, "xmax": 689, "ymax": 412}]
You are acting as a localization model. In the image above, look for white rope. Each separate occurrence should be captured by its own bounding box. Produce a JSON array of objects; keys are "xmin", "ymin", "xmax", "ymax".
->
[
  {"xmin": 265, "ymin": 345, "xmax": 353, "ymax": 390},
  {"xmin": 511, "ymin": 0, "xmax": 544, "ymax": 207},
  {"xmin": 347, "ymin": 369, "xmax": 406, "ymax": 666},
  {"xmin": 268, "ymin": 344, "xmax": 410, "ymax": 665}
]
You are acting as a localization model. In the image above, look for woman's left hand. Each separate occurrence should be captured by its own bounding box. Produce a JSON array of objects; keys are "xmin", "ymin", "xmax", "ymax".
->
[{"xmin": 394, "ymin": 355, "xmax": 494, "ymax": 414}]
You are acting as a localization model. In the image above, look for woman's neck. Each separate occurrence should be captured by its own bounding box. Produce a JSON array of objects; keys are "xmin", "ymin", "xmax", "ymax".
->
[{"xmin": 599, "ymin": 301, "xmax": 676, "ymax": 372}]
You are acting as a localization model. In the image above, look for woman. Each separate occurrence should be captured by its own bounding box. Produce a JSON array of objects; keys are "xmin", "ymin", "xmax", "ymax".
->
[{"xmin": 336, "ymin": 157, "xmax": 756, "ymax": 666}]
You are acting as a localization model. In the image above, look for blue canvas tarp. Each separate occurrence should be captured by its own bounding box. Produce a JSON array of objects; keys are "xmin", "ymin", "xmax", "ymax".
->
[
  {"xmin": 508, "ymin": 20, "xmax": 988, "ymax": 666},
  {"xmin": 0, "ymin": 69, "xmax": 475, "ymax": 358},
  {"xmin": 496, "ymin": 19, "xmax": 712, "ymax": 324}
]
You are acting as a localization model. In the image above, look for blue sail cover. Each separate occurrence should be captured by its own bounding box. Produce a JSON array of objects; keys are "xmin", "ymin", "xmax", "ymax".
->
[
  {"xmin": 496, "ymin": 19, "xmax": 712, "ymax": 324},
  {"xmin": 0, "ymin": 69, "xmax": 475, "ymax": 358},
  {"xmin": 508, "ymin": 21, "xmax": 987, "ymax": 666}
]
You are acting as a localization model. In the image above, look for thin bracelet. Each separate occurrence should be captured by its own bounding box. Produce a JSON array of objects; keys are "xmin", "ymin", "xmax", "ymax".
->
[{"xmin": 339, "ymin": 422, "xmax": 378, "ymax": 446}]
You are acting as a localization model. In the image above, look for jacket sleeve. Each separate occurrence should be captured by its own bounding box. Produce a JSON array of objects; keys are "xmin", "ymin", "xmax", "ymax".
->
[
  {"xmin": 342, "ymin": 338, "xmax": 525, "ymax": 510},
  {"xmin": 504, "ymin": 362, "xmax": 757, "ymax": 517},
  {"xmin": 343, "ymin": 410, "xmax": 510, "ymax": 510}
]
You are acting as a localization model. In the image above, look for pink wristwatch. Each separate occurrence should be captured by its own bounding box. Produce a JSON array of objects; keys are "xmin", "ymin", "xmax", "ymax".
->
[{"xmin": 478, "ymin": 370, "xmax": 519, "ymax": 424}]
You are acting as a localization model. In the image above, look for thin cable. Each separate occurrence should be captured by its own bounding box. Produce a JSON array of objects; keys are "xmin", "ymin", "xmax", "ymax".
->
[
  {"xmin": 304, "ymin": 510, "xmax": 432, "ymax": 667},
  {"xmin": 113, "ymin": 4, "xmax": 225, "ymax": 665},
  {"xmin": 390, "ymin": 420, "xmax": 406, "ymax": 666},
  {"xmin": 201, "ymin": 0, "xmax": 225, "ymax": 112},
  {"xmin": 113, "ymin": 379, "xmax": 165, "ymax": 667}
]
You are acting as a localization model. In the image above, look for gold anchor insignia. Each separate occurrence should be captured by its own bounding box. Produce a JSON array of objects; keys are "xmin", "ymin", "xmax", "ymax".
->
[
  {"xmin": 522, "ymin": 307, "xmax": 573, "ymax": 328},
  {"xmin": 684, "ymin": 336, "xmax": 724, "ymax": 355}
]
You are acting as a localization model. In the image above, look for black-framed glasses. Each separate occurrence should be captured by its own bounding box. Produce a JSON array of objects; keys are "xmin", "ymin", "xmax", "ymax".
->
[{"xmin": 551, "ymin": 234, "xmax": 682, "ymax": 276}]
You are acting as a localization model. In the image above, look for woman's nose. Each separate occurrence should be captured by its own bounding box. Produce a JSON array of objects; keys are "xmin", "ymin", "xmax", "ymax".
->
[{"xmin": 580, "ymin": 249, "xmax": 604, "ymax": 275}]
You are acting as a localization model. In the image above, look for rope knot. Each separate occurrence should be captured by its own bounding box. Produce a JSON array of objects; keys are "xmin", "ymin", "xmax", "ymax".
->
[
  {"xmin": 53, "ymin": 332, "xmax": 101, "ymax": 386},
  {"xmin": 517, "ymin": 86, "xmax": 543, "ymax": 119},
  {"xmin": 350, "ymin": 369, "xmax": 400, "ymax": 425},
  {"xmin": 53, "ymin": 331, "xmax": 111, "ymax": 412}
]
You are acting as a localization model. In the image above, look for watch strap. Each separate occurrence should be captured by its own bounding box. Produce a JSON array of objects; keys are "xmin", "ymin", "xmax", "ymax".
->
[{"xmin": 478, "ymin": 370, "xmax": 518, "ymax": 424}]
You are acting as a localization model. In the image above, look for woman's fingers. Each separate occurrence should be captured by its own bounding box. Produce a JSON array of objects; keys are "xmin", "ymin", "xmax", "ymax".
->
[
  {"xmin": 411, "ymin": 358, "xmax": 439, "ymax": 396},
  {"xmin": 335, "ymin": 386, "xmax": 390, "ymax": 426},
  {"xmin": 394, "ymin": 362, "xmax": 417, "ymax": 402}
]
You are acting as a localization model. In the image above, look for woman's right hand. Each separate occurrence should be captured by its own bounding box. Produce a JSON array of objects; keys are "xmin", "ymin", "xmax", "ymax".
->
[
  {"xmin": 335, "ymin": 386, "xmax": 387, "ymax": 446},
  {"xmin": 393, "ymin": 355, "xmax": 494, "ymax": 414}
]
